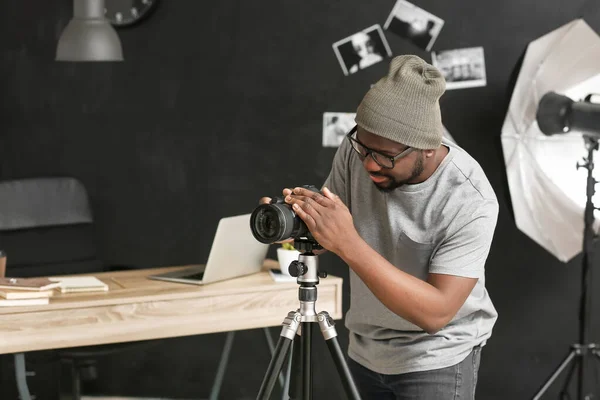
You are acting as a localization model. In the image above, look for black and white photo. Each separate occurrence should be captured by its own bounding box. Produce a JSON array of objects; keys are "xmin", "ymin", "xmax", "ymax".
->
[
  {"xmin": 432, "ymin": 46, "xmax": 487, "ymax": 89},
  {"xmin": 384, "ymin": 0, "xmax": 444, "ymax": 52},
  {"xmin": 332, "ymin": 25, "xmax": 392, "ymax": 76},
  {"xmin": 322, "ymin": 112, "xmax": 355, "ymax": 147}
]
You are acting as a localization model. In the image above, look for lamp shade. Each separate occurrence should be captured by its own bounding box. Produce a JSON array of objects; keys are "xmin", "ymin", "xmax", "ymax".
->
[
  {"xmin": 56, "ymin": 0, "xmax": 123, "ymax": 62},
  {"xmin": 500, "ymin": 19, "xmax": 600, "ymax": 262}
]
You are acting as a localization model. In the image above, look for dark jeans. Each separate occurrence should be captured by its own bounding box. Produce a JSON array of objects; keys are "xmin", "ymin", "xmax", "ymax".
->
[{"xmin": 348, "ymin": 346, "xmax": 482, "ymax": 400}]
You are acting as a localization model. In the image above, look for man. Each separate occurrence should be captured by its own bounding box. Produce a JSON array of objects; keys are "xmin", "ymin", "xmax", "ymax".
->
[{"xmin": 275, "ymin": 55, "xmax": 498, "ymax": 399}]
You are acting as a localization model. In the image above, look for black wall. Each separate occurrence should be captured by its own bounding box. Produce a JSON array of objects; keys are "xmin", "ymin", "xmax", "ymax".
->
[{"xmin": 2, "ymin": 0, "xmax": 600, "ymax": 399}]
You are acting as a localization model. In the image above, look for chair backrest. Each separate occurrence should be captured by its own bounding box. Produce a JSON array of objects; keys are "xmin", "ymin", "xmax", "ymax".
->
[{"xmin": 0, "ymin": 177, "xmax": 103, "ymax": 277}]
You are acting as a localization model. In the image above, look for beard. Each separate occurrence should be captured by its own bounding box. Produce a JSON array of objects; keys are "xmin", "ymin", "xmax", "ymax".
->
[{"xmin": 371, "ymin": 152, "xmax": 425, "ymax": 193}]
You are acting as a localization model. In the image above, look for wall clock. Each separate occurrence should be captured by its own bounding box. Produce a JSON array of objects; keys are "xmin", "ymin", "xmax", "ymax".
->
[{"xmin": 104, "ymin": 0, "xmax": 159, "ymax": 27}]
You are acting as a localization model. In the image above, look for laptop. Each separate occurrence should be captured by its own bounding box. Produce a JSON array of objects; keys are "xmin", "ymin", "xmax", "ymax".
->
[{"xmin": 148, "ymin": 213, "xmax": 269, "ymax": 285}]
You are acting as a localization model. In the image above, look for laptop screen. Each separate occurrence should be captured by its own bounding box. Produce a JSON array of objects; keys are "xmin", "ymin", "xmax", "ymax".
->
[{"xmin": 201, "ymin": 213, "xmax": 269, "ymax": 283}]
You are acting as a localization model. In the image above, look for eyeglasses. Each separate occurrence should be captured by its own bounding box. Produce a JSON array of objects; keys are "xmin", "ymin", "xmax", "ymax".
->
[{"xmin": 346, "ymin": 125, "xmax": 414, "ymax": 169}]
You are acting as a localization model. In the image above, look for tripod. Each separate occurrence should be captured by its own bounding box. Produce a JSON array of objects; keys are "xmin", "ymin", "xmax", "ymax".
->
[
  {"xmin": 256, "ymin": 239, "xmax": 362, "ymax": 400},
  {"xmin": 533, "ymin": 136, "xmax": 600, "ymax": 400}
]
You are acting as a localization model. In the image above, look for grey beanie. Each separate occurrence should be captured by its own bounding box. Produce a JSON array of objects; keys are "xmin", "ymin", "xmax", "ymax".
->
[{"xmin": 355, "ymin": 55, "xmax": 446, "ymax": 149}]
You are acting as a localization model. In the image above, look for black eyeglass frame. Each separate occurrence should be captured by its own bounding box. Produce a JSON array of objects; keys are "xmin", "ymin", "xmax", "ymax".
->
[{"xmin": 345, "ymin": 125, "xmax": 414, "ymax": 169}]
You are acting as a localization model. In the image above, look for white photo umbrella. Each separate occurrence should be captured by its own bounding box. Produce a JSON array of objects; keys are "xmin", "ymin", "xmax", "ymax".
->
[{"xmin": 501, "ymin": 19, "xmax": 600, "ymax": 263}]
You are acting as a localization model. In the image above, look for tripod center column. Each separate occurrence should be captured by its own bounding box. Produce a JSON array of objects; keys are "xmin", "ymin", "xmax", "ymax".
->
[{"xmin": 299, "ymin": 286, "xmax": 318, "ymax": 320}]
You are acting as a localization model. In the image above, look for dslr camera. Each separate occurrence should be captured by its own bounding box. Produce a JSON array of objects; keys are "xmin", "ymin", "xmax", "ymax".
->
[{"xmin": 250, "ymin": 185, "xmax": 321, "ymax": 245}]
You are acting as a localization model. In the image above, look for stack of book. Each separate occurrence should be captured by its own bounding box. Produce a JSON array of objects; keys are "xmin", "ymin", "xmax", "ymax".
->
[
  {"xmin": 48, "ymin": 276, "xmax": 109, "ymax": 293},
  {"xmin": 0, "ymin": 277, "xmax": 61, "ymax": 306}
]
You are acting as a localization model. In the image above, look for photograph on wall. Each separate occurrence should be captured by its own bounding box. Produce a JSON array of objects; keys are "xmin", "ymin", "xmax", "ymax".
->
[
  {"xmin": 332, "ymin": 25, "xmax": 392, "ymax": 76},
  {"xmin": 322, "ymin": 112, "xmax": 356, "ymax": 147},
  {"xmin": 431, "ymin": 46, "xmax": 487, "ymax": 90},
  {"xmin": 384, "ymin": 0, "xmax": 444, "ymax": 52}
]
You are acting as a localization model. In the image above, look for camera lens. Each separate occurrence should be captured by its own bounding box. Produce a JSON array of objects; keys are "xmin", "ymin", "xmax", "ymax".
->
[{"xmin": 250, "ymin": 203, "xmax": 295, "ymax": 243}]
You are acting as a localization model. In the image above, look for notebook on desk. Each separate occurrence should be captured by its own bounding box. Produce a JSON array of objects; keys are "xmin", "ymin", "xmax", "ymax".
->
[{"xmin": 148, "ymin": 213, "xmax": 269, "ymax": 285}]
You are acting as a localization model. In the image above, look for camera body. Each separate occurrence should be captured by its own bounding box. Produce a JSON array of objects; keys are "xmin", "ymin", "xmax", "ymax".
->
[{"xmin": 250, "ymin": 185, "xmax": 321, "ymax": 245}]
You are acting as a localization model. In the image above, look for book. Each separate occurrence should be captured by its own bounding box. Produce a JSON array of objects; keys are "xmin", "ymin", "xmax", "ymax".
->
[
  {"xmin": 0, "ymin": 277, "xmax": 61, "ymax": 291},
  {"xmin": 0, "ymin": 297, "xmax": 49, "ymax": 307},
  {"xmin": 0, "ymin": 289, "xmax": 54, "ymax": 300},
  {"xmin": 268, "ymin": 269, "xmax": 297, "ymax": 283},
  {"xmin": 48, "ymin": 276, "xmax": 109, "ymax": 293}
]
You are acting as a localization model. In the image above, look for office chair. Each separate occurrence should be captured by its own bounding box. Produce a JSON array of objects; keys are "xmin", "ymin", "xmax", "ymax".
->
[{"xmin": 0, "ymin": 176, "xmax": 152, "ymax": 400}]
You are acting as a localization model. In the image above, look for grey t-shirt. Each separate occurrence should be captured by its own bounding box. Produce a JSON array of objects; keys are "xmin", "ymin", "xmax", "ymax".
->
[{"xmin": 323, "ymin": 138, "xmax": 499, "ymax": 375}]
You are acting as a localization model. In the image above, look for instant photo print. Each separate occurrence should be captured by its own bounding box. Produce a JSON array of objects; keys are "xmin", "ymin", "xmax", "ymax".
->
[
  {"xmin": 333, "ymin": 24, "xmax": 392, "ymax": 76},
  {"xmin": 432, "ymin": 47, "xmax": 487, "ymax": 89},
  {"xmin": 322, "ymin": 112, "xmax": 356, "ymax": 147},
  {"xmin": 384, "ymin": 0, "xmax": 444, "ymax": 52}
]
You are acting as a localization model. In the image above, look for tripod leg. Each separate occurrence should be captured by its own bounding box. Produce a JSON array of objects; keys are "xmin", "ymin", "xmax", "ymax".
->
[
  {"xmin": 317, "ymin": 312, "xmax": 362, "ymax": 400},
  {"xmin": 281, "ymin": 337, "xmax": 294, "ymax": 400},
  {"xmin": 263, "ymin": 328, "xmax": 286, "ymax": 389},
  {"xmin": 301, "ymin": 322, "xmax": 313, "ymax": 400},
  {"xmin": 559, "ymin": 355, "xmax": 579, "ymax": 400},
  {"xmin": 289, "ymin": 332, "xmax": 303, "ymax": 400},
  {"xmin": 532, "ymin": 349, "xmax": 578, "ymax": 400},
  {"xmin": 257, "ymin": 312, "xmax": 301, "ymax": 400}
]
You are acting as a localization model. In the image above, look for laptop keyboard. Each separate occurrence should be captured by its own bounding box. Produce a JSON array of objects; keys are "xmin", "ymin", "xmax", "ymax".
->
[{"xmin": 182, "ymin": 271, "xmax": 205, "ymax": 280}]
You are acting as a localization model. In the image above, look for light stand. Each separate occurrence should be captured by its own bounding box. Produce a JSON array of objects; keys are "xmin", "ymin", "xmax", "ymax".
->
[
  {"xmin": 532, "ymin": 136, "xmax": 600, "ymax": 400},
  {"xmin": 256, "ymin": 239, "xmax": 362, "ymax": 400}
]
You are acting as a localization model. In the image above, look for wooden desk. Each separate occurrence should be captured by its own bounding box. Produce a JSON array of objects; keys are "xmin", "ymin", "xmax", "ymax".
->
[{"xmin": 0, "ymin": 263, "xmax": 343, "ymax": 354}]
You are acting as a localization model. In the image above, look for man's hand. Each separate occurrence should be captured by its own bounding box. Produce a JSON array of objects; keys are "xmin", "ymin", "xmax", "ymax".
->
[
  {"xmin": 259, "ymin": 188, "xmax": 293, "ymax": 206},
  {"xmin": 284, "ymin": 186, "xmax": 359, "ymax": 255}
]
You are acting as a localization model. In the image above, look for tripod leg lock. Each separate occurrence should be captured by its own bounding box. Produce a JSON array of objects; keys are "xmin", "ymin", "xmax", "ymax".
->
[
  {"xmin": 571, "ymin": 343, "xmax": 599, "ymax": 355},
  {"xmin": 317, "ymin": 311, "xmax": 338, "ymax": 341},
  {"xmin": 280, "ymin": 311, "xmax": 302, "ymax": 341}
]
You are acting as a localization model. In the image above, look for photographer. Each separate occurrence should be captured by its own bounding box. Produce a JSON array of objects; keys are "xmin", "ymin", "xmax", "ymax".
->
[{"xmin": 263, "ymin": 55, "xmax": 498, "ymax": 399}]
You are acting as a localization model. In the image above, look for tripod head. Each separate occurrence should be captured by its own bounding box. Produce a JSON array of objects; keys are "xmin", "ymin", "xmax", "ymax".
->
[
  {"xmin": 292, "ymin": 238, "xmax": 323, "ymax": 254},
  {"xmin": 287, "ymin": 239, "xmax": 327, "ymax": 285}
]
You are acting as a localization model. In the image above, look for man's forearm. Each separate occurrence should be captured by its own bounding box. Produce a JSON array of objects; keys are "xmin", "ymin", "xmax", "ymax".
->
[{"xmin": 338, "ymin": 236, "xmax": 456, "ymax": 334}]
